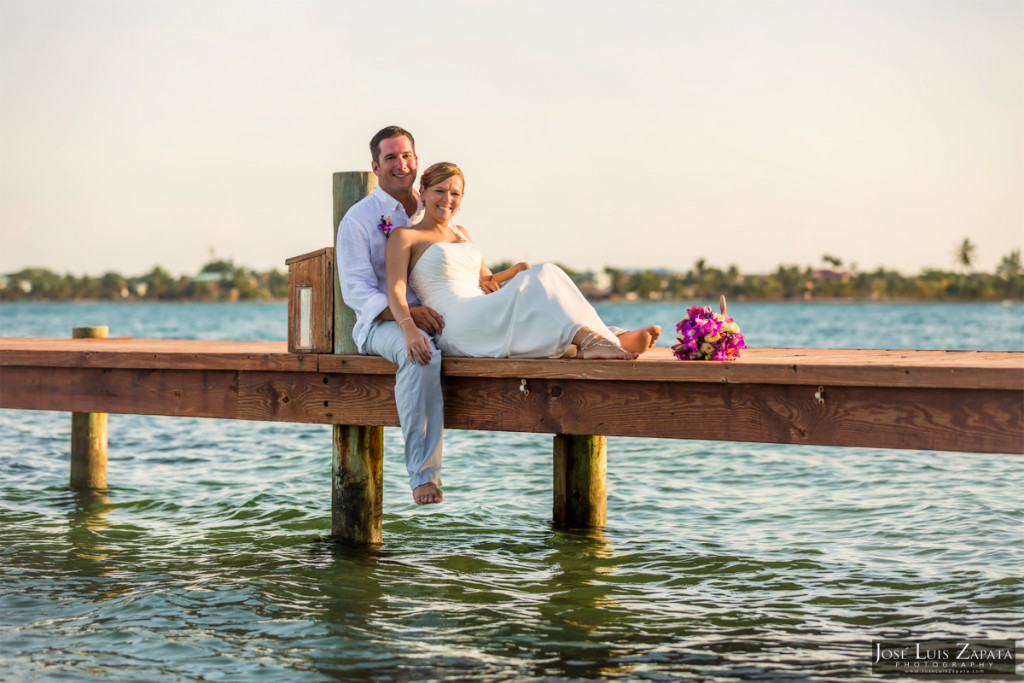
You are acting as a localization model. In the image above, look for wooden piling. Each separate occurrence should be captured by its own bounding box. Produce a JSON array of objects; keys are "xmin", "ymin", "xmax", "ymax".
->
[
  {"xmin": 331, "ymin": 170, "xmax": 382, "ymax": 542},
  {"xmin": 70, "ymin": 326, "xmax": 108, "ymax": 490},
  {"xmin": 553, "ymin": 434, "xmax": 607, "ymax": 527},
  {"xmin": 332, "ymin": 425, "xmax": 384, "ymax": 543},
  {"xmin": 332, "ymin": 171, "xmax": 377, "ymax": 356}
]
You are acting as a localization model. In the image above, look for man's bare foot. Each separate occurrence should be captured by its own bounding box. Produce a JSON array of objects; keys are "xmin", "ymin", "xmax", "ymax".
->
[
  {"xmin": 616, "ymin": 325, "xmax": 662, "ymax": 355},
  {"xmin": 413, "ymin": 482, "xmax": 443, "ymax": 505}
]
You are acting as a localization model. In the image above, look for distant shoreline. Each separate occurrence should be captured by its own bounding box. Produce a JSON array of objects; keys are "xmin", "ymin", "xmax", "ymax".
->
[
  {"xmin": 4, "ymin": 252, "xmax": 1020, "ymax": 304},
  {"xmin": 2, "ymin": 297, "xmax": 1019, "ymax": 306}
]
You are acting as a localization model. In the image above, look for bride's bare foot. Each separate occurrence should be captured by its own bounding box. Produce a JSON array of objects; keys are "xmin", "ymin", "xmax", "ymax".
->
[
  {"xmin": 616, "ymin": 325, "xmax": 661, "ymax": 355},
  {"xmin": 413, "ymin": 482, "xmax": 443, "ymax": 505},
  {"xmin": 577, "ymin": 343, "xmax": 636, "ymax": 360},
  {"xmin": 574, "ymin": 329, "xmax": 637, "ymax": 360}
]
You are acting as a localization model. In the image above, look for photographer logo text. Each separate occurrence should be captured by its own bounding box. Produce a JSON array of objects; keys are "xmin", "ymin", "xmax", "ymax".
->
[{"xmin": 871, "ymin": 640, "xmax": 1016, "ymax": 677}]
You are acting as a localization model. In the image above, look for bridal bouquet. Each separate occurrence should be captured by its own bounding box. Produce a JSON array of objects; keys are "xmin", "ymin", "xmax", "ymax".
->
[{"xmin": 672, "ymin": 303, "xmax": 747, "ymax": 361}]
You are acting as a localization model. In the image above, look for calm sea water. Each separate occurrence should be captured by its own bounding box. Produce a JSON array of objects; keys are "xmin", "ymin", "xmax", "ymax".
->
[{"xmin": 1, "ymin": 302, "xmax": 1022, "ymax": 682}]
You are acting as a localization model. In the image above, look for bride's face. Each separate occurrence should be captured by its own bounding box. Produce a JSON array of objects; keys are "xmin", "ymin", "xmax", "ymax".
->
[{"xmin": 423, "ymin": 176, "xmax": 463, "ymax": 226}]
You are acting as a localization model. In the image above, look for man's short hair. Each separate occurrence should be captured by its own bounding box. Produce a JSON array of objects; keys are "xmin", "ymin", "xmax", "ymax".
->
[{"xmin": 370, "ymin": 126, "xmax": 416, "ymax": 164}]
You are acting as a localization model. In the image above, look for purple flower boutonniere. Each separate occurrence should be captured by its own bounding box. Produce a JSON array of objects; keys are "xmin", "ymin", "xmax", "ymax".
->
[{"xmin": 378, "ymin": 215, "xmax": 393, "ymax": 237}]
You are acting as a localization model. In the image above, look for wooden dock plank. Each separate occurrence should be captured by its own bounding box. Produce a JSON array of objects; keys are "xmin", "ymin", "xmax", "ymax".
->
[
  {"xmin": 435, "ymin": 349, "xmax": 1024, "ymax": 390},
  {"xmin": 0, "ymin": 339, "xmax": 312, "ymax": 371},
  {"xmin": 235, "ymin": 371, "xmax": 399, "ymax": 424},
  {"xmin": 1, "ymin": 365, "xmax": 241, "ymax": 419},
  {"xmin": 3, "ymin": 339, "xmax": 1023, "ymax": 390},
  {"xmin": 2, "ymin": 338, "xmax": 1022, "ymax": 454},
  {"xmin": 315, "ymin": 346, "xmax": 1023, "ymax": 390},
  {"xmin": 2, "ymin": 363, "xmax": 1021, "ymax": 454},
  {"xmin": 446, "ymin": 378, "xmax": 1022, "ymax": 453},
  {"xmin": 5, "ymin": 338, "xmax": 1022, "ymax": 390}
]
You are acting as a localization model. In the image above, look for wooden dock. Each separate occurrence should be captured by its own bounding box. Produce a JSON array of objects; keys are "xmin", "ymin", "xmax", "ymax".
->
[
  {"xmin": 3, "ymin": 169, "xmax": 1023, "ymax": 542},
  {"xmin": 2, "ymin": 337, "xmax": 1021, "ymax": 453}
]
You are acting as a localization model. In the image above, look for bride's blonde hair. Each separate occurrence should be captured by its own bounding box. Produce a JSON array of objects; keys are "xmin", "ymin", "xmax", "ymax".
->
[{"xmin": 419, "ymin": 162, "xmax": 464, "ymax": 192}]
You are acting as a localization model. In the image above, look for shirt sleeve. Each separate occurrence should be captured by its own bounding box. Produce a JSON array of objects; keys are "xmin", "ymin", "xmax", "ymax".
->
[{"xmin": 337, "ymin": 213, "xmax": 389, "ymax": 324}]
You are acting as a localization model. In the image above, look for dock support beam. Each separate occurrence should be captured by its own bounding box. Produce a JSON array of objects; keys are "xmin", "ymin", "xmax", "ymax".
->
[
  {"xmin": 331, "ymin": 170, "xmax": 381, "ymax": 542},
  {"xmin": 332, "ymin": 425, "xmax": 383, "ymax": 543},
  {"xmin": 553, "ymin": 434, "xmax": 607, "ymax": 527},
  {"xmin": 70, "ymin": 326, "xmax": 108, "ymax": 490}
]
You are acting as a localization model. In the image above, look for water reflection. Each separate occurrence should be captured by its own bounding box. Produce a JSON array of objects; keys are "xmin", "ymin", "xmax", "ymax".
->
[
  {"xmin": 61, "ymin": 488, "xmax": 141, "ymax": 605},
  {"xmin": 64, "ymin": 488, "xmax": 114, "ymax": 563},
  {"xmin": 536, "ymin": 526, "xmax": 635, "ymax": 679},
  {"xmin": 316, "ymin": 538, "xmax": 387, "ymax": 623},
  {"xmin": 306, "ymin": 539, "xmax": 391, "ymax": 680}
]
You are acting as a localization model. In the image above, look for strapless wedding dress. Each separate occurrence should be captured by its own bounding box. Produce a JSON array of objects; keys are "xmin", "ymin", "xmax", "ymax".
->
[{"xmin": 409, "ymin": 240, "xmax": 619, "ymax": 358}]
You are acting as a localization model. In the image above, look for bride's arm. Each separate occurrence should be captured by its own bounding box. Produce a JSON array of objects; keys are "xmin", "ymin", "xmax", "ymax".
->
[
  {"xmin": 459, "ymin": 226, "xmax": 530, "ymax": 292},
  {"xmin": 385, "ymin": 231, "xmax": 433, "ymax": 365},
  {"xmin": 485, "ymin": 262, "xmax": 530, "ymax": 285}
]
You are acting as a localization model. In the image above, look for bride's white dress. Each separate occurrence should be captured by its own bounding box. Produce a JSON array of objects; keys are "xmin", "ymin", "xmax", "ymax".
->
[{"xmin": 409, "ymin": 239, "xmax": 619, "ymax": 358}]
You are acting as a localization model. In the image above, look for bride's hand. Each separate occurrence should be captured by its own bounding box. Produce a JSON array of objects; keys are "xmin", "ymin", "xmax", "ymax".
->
[
  {"xmin": 404, "ymin": 328, "xmax": 433, "ymax": 365},
  {"xmin": 480, "ymin": 280, "xmax": 500, "ymax": 294}
]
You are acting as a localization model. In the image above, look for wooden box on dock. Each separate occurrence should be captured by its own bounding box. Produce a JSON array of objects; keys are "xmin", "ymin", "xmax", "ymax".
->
[{"xmin": 285, "ymin": 247, "xmax": 334, "ymax": 353}]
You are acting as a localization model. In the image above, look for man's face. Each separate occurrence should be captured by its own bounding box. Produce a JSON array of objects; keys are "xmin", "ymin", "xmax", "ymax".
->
[{"xmin": 372, "ymin": 135, "xmax": 418, "ymax": 197}]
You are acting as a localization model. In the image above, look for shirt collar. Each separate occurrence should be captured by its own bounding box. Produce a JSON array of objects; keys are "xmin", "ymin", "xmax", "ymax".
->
[{"xmin": 373, "ymin": 184, "xmax": 421, "ymax": 219}]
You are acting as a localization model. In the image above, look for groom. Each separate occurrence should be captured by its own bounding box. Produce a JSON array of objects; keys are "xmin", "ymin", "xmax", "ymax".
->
[{"xmin": 336, "ymin": 125, "xmax": 445, "ymax": 505}]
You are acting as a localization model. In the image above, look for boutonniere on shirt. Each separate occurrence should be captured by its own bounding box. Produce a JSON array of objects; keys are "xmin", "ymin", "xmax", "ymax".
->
[{"xmin": 377, "ymin": 215, "xmax": 393, "ymax": 237}]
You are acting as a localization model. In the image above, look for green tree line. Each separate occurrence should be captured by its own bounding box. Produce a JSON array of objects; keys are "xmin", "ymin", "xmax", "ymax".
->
[
  {"xmin": 0, "ymin": 260, "xmax": 288, "ymax": 302},
  {"xmin": 3, "ymin": 243, "xmax": 1021, "ymax": 303},
  {"xmin": 499, "ymin": 244, "xmax": 1024, "ymax": 303}
]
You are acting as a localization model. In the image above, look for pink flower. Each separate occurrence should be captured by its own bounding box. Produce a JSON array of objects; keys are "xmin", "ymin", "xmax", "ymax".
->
[{"xmin": 672, "ymin": 304, "xmax": 746, "ymax": 361}]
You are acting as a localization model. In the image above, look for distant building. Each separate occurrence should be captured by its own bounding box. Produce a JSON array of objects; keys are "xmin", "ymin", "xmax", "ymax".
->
[
  {"xmin": 571, "ymin": 270, "xmax": 612, "ymax": 299},
  {"xmin": 192, "ymin": 272, "xmax": 228, "ymax": 284},
  {"xmin": 812, "ymin": 269, "xmax": 852, "ymax": 283}
]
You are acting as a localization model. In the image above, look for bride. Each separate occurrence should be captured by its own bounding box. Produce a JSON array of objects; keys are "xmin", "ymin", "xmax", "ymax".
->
[{"xmin": 385, "ymin": 162, "xmax": 660, "ymax": 365}]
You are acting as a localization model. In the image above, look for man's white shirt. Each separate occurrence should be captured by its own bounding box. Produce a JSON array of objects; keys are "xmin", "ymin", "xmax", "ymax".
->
[{"xmin": 336, "ymin": 184, "xmax": 424, "ymax": 353}]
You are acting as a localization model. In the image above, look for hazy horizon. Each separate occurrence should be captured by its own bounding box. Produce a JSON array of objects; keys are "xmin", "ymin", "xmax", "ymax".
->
[
  {"xmin": 0, "ymin": 248, "xmax": 1016, "ymax": 279},
  {"xmin": 1, "ymin": 0, "xmax": 1021, "ymax": 278}
]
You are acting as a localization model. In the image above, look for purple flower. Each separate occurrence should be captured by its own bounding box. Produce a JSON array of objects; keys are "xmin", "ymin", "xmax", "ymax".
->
[
  {"xmin": 377, "ymin": 214, "xmax": 393, "ymax": 237},
  {"xmin": 673, "ymin": 303, "xmax": 746, "ymax": 361}
]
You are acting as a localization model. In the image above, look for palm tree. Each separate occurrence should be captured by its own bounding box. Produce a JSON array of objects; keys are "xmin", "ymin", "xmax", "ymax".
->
[
  {"xmin": 996, "ymin": 249, "xmax": 1023, "ymax": 299},
  {"xmin": 996, "ymin": 249, "xmax": 1021, "ymax": 278},
  {"xmin": 954, "ymin": 238, "xmax": 976, "ymax": 273},
  {"xmin": 954, "ymin": 238, "xmax": 977, "ymax": 299}
]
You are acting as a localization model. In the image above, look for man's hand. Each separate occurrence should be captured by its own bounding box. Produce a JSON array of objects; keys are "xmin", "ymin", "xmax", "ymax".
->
[
  {"xmin": 410, "ymin": 305, "xmax": 444, "ymax": 335},
  {"xmin": 479, "ymin": 280, "xmax": 501, "ymax": 294}
]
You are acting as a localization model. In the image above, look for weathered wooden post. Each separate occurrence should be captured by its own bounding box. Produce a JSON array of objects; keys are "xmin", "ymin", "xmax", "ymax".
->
[
  {"xmin": 331, "ymin": 171, "xmax": 383, "ymax": 543},
  {"xmin": 553, "ymin": 434, "xmax": 607, "ymax": 527},
  {"xmin": 70, "ymin": 326, "xmax": 108, "ymax": 490}
]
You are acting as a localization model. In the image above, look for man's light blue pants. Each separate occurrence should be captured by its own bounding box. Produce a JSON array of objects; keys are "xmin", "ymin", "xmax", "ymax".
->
[{"xmin": 364, "ymin": 321, "xmax": 444, "ymax": 489}]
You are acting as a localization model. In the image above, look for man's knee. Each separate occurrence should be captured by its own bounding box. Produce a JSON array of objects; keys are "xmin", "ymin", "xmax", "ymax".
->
[
  {"xmin": 427, "ymin": 346, "xmax": 442, "ymax": 372},
  {"xmin": 405, "ymin": 349, "xmax": 441, "ymax": 379}
]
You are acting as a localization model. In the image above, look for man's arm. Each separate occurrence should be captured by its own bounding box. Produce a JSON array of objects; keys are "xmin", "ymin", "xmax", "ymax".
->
[
  {"xmin": 337, "ymin": 216, "xmax": 444, "ymax": 334},
  {"xmin": 337, "ymin": 214, "xmax": 389, "ymax": 326}
]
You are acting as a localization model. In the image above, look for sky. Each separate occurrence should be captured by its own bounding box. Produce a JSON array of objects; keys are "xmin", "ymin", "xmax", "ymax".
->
[{"xmin": 1, "ymin": 0, "xmax": 1021, "ymax": 278}]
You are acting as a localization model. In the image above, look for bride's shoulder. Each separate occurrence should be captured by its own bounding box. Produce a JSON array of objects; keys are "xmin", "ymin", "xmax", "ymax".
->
[
  {"xmin": 389, "ymin": 225, "xmax": 425, "ymax": 242},
  {"xmin": 453, "ymin": 224, "xmax": 474, "ymax": 241}
]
